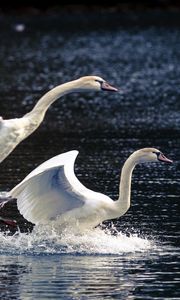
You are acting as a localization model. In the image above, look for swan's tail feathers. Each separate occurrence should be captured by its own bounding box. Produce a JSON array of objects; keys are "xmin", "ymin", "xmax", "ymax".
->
[{"xmin": 0, "ymin": 216, "xmax": 17, "ymax": 227}]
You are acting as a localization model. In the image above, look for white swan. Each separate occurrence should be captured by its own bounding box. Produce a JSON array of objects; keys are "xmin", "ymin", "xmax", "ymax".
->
[
  {"xmin": 0, "ymin": 75, "xmax": 118, "ymax": 207},
  {"xmin": 0, "ymin": 76, "xmax": 117, "ymax": 164},
  {"xmin": 9, "ymin": 148, "xmax": 172, "ymax": 230}
]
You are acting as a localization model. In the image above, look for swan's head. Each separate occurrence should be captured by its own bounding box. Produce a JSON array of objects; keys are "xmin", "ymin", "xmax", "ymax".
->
[
  {"xmin": 75, "ymin": 76, "xmax": 118, "ymax": 92},
  {"xmin": 132, "ymin": 148, "xmax": 173, "ymax": 164}
]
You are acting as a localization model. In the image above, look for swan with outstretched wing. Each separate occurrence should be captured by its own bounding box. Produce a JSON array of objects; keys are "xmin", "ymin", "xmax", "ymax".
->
[{"xmin": 9, "ymin": 148, "xmax": 172, "ymax": 230}]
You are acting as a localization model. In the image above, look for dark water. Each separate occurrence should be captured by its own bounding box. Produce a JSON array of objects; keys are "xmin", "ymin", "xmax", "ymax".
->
[{"xmin": 0, "ymin": 12, "xmax": 179, "ymax": 300}]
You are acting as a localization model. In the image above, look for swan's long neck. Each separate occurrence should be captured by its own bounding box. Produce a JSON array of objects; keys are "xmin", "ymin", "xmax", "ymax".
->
[
  {"xmin": 114, "ymin": 155, "xmax": 137, "ymax": 218},
  {"xmin": 24, "ymin": 79, "xmax": 81, "ymax": 122}
]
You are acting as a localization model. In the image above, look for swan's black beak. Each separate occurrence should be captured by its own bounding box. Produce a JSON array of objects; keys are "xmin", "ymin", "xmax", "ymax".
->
[
  {"xmin": 158, "ymin": 153, "xmax": 173, "ymax": 164},
  {"xmin": 101, "ymin": 81, "xmax": 118, "ymax": 92}
]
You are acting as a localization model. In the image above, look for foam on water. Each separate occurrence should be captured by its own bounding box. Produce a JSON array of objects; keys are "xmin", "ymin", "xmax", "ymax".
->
[{"xmin": 0, "ymin": 224, "xmax": 153, "ymax": 256}]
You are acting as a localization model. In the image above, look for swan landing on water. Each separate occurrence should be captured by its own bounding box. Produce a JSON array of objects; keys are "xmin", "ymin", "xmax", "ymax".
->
[
  {"xmin": 0, "ymin": 76, "xmax": 118, "ymax": 213},
  {"xmin": 7, "ymin": 148, "xmax": 172, "ymax": 230}
]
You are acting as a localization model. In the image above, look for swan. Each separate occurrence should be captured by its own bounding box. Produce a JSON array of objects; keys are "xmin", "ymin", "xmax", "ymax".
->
[
  {"xmin": 8, "ymin": 148, "xmax": 172, "ymax": 230},
  {"xmin": 0, "ymin": 76, "xmax": 117, "ymax": 163},
  {"xmin": 0, "ymin": 75, "xmax": 118, "ymax": 206}
]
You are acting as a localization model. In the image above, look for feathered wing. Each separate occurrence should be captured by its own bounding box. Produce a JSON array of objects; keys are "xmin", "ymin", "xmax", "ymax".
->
[
  {"xmin": 10, "ymin": 150, "xmax": 92, "ymax": 225},
  {"xmin": 0, "ymin": 118, "xmax": 26, "ymax": 163},
  {"xmin": 0, "ymin": 120, "xmax": 18, "ymax": 162}
]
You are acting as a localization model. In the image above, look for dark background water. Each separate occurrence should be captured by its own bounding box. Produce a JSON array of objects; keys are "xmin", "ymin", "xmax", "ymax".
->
[{"xmin": 0, "ymin": 10, "xmax": 179, "ymax": 300}]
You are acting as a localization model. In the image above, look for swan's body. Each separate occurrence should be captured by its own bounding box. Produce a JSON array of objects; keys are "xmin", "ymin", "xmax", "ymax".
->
[
  {"xmin": 9, "ymin": 148, "xmax": 172, "ymax": 230},
  {"xmin": 0, "ymin": 76, "xmax": 117, "ymax": 163}
]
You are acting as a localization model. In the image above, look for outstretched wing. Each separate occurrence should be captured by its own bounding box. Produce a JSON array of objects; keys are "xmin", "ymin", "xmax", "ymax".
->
[{"xmin": 10, "ymin": 151, "xmax": 95, "ymax": 225}]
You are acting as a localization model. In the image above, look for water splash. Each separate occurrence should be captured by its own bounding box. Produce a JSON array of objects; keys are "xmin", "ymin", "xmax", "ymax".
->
[{"xmin": 0, "ymin": 224, "xmax": 153, "ymax": 256}]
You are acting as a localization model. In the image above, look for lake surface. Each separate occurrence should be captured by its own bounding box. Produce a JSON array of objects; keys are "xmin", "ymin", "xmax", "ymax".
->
[{"xmin": 0, "ymin": 11, "xmax": 179, "ymax": 300}]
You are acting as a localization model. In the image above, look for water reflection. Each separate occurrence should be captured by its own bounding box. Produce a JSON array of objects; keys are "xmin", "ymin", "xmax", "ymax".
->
[
  {"xmin": 0, "ymin": 256, "xmax": 27, "ymax": 300},
  {"xmin": 0, "ymin": 248, "xmax": 179, "ymax": 300}
]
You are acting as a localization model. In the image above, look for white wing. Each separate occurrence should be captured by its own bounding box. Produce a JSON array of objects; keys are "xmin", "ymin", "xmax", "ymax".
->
[
  {"xmin": 0, "ymin": 118, "xmax": 26, "ymax": 163},
  {"xmin": 10, "ymin": 150, "xmax": 99, "ymax": 225}
]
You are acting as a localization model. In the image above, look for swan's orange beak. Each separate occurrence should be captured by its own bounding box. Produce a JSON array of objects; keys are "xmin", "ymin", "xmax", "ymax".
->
[
  {"xmin": 101, "ymin": 81, "xmax": 118, "ymax": 92},
  {"xmin": 158, "ymin": 153, "xmax": 173, "ymax": 163}
]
